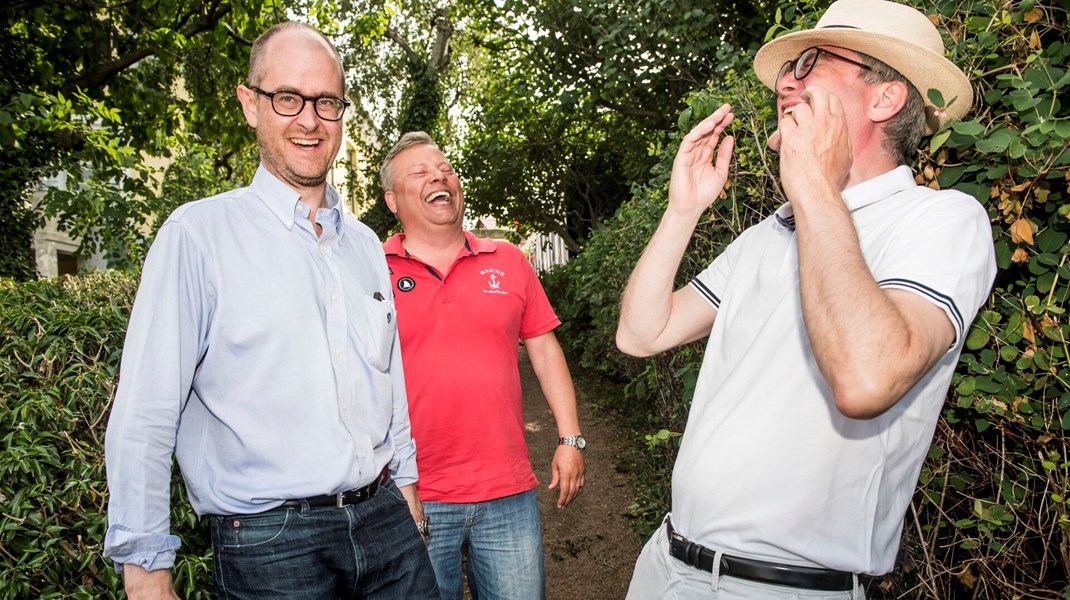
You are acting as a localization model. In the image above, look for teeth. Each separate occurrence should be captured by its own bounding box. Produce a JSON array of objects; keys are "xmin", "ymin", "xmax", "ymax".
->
[
  {"xmin": 292, "ymin": 139, "xmax": 319, "ymax": 146},
  {"xmin": 424, "ymin": 191, "xmax": 450, "ymax": 203}
]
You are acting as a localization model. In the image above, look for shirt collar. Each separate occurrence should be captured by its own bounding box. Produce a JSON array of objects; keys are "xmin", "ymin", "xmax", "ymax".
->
[
  {"xmin": 383, "ymin": 230, "xmax": 499, "ymax": 257},
  {"xmin": 463, "ymin": 231, "xmax": 499, "ymax": 254},
  {"xmin": 250, "ymin": 165, "xmax": 344, "ymax": 236},
  {"xmin": 841, "ymin": 165, "xmax": 916, "ymax": 211},
  {"xmin": 774, "ymin": 166, "xmax": 916, "ymax": 232},
  {"xmin": 383, "ymin": 233, "xmax": 407, "ymax": 256}
]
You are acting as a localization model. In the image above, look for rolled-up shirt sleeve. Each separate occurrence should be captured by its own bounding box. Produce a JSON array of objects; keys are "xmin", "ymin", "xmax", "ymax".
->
[{"xmin": 103, "ymin": 220, "xmax": 213, "ymax": 571}]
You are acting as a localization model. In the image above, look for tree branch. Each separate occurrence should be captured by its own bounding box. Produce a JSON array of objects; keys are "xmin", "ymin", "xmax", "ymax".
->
[
  {"xmin": 60, "ymin": 1, "xmax": 233, "ymax": 95},
  {"xmin": 224, "ymin": 21, "xmax": 253, "ymax": 46},
  {"xmin": 383, "ymin": 25, "xmax": 421, "ymax": 64},
  {"xmin": 426, "ymin": 8, "xmax": 452, "ymax": 76}
]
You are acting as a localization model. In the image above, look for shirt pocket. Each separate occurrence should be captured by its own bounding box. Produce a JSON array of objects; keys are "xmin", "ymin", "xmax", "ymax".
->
[{"xmin": 351, "ymin": 293, "xmax": 396, "ymax": 372}]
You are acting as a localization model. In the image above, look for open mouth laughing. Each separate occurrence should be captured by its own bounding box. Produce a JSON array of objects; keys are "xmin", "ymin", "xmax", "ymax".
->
[{"xmin": 424, "ymin": 191, "xmax": 451, "ymax": 205}]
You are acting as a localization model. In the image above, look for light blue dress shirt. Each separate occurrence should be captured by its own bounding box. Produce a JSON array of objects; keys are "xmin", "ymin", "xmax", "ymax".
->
[{"xmin": 103, "ymin": 166, "xmax": 417, "ymax": 571}]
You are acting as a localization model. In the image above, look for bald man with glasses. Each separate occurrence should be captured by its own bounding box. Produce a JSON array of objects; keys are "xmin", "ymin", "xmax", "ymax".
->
[
  {"xmin": 617, "ymin": 0, "xmax": 996, "ymax": 598},
  {"xmin": 103, "ymin": 22, "xmax": 438, "ymax": 600}
]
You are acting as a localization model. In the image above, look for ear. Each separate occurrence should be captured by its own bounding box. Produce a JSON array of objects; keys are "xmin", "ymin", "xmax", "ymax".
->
[
  {"xmin": 868, "ymin": 80, "xmax": 909, "ymax": 125},
  {"xmin": 236, "ymin": 84, "xmax": 259, "ymax": 128},
  {"xmin": 384, "ymin": 190, "xmax": 399, "ymax": 214}
]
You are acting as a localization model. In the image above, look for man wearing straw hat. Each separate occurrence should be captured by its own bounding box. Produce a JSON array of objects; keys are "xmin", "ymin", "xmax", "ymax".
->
[{"xmin": 617, "ymin": 0, "xmax": 996, "ymax": 597}]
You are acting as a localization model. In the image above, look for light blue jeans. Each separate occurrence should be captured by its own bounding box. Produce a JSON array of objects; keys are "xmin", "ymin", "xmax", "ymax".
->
[{"xmin": 423, "ymin": 489, "xmax": 545, "ymax": 600}]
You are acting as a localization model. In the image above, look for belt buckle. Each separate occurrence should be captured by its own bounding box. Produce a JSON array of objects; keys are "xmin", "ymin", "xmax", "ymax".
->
[
  {"xmin": 668, "ymin": 530, "xmax": 691, "ymax": 562},
  {"xmin": 335, "ymin": 492, "xmax": 345, "ymax": 508}
]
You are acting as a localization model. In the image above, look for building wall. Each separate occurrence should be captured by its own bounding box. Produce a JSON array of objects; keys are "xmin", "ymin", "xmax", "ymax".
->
[
  {"xmin": 30, "ymin": 173, "xmax": 107, "ymax": 277},
  {"xmin": 33, "ymin": 218, "xmax": 106, "ymax": 277}
]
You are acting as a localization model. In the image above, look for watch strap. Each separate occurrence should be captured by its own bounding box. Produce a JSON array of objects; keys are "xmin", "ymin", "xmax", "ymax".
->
[{"xmin": 558, "ymin": 435, "xmax": 586, "ymax": 451}]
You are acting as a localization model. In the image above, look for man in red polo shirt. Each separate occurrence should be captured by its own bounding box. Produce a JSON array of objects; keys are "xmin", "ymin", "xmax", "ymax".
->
[{"xmin": 380, "ymin": 131, "xmax": 586, "ymax": 600}]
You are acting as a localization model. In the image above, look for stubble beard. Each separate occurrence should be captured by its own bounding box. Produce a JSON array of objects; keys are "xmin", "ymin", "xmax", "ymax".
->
[{"xmin": 258, "ymin": 138, "xmax": 331, "ymax": 189}]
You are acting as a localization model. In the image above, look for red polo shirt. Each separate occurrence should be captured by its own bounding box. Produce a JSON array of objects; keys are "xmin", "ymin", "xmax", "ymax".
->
[{"xmin": 384, "ymin": 232, "xmax": 560, "ymax": 502}]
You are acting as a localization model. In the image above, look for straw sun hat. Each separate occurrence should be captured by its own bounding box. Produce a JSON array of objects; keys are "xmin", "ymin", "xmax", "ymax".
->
[{"xmin": 753, "ymin": 0, "xmax": 973, "ymax": 133}]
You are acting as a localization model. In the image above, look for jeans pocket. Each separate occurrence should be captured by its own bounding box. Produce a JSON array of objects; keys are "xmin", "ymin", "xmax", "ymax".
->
[
  {"xmin": 213, "ymin": 509, "xmax": 292, "ymax": 549},
  {"xmin": 381, "ymin": 480, "xmax": 407, "ymax": 506}
]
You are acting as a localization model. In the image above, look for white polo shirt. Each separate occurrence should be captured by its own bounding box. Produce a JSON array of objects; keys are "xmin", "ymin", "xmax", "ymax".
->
[{"xmin": 672, "ymin": 166, "xmax": 996, "ymax": 575}]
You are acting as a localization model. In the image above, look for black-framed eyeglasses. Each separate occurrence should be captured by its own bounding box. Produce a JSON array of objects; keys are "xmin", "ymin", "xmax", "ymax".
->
[
  {"xmin": 777, "ymin": 47, "xmax": 873, "ymax": 83},
  {"xmin": 250, "ymin": 86, "xmax": 351, "ymax": 121}
]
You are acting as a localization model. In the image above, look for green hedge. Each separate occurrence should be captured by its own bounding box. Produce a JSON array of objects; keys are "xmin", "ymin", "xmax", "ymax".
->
[
  {"xmin": 545, "ymin": 0, "xmax": 1070, "ymax": 596},
  {"xmin": 0, "ymin": 272, "xmax": 213, "ymax": 599}
]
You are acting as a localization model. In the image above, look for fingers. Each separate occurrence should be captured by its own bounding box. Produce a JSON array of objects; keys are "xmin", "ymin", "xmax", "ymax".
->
[
  {"xmin": 686, "ymin": 103, "xmax": 733, "ymax": 137},
  {"xmin": 768, "ymin": 128, "xmax": 782, "ymax": 152},
  {"xmin": 671, "ymin": 104, "xmax": 735, "ymax": 177},
  {"xmin": 783, "ymin": 86, "xmax": 841, "ymax": 128},
  {"xmin": 800, "ymin": 86, "xmax": 835, "ymax": 119},
  {"xmin": 556, "ymin": 473, "xmax": 585, "ymax": 508},
  {"xmin": 551, "ymin": 447, "xmax": 586, "ymax": 508},
  {"xmin": 777, "ymin": 85, "xmax": 853, "ymax": 198},
  {"xmin": 699, "ymin": 104, "xmax": 735, "ymax": 139},
  {"xmin": 713, "ymin": 134, "xmax": 735, "ymax": 174},
  {"xmin": 680, "ymin": 104, "xmax": 735, "ymax": 155}
]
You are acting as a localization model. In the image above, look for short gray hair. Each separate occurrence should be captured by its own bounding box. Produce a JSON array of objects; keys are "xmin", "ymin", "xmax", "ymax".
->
[
  {"xmin": 380, "ymin": 131, "xmax": 438, "ymax": 191},
  {"xmin": 856, "ymin": 52, "xmax": 926, "ymax": 166}
]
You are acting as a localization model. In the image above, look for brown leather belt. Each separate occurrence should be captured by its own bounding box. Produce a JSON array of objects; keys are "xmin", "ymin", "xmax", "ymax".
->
[{"xmin": 666, "ymin": 518, "xmax": 855, "ymax": 592}]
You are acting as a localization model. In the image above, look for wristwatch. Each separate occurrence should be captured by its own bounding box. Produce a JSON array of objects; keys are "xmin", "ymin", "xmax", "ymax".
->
[
  {"xmin": 558, "ymin": 435, "xmax": 587, "ymax": 452},
  {"xmin": 416, "ymin": 516, "xmax": 430, "ymax": 538}
]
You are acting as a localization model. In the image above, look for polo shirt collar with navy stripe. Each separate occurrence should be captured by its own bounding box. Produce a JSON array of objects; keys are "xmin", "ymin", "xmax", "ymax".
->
[{"xmin": 773, "ymin": 165, "xmax": 916, "ymax": 233}]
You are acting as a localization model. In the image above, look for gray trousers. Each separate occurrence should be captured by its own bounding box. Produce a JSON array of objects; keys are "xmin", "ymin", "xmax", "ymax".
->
[{"xmin": 625, "ymin": 520, "xmax": 866, "ymax": 600}]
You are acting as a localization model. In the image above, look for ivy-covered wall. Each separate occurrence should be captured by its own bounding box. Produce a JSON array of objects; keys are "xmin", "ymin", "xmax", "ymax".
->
[{"xmin": 544, "ymin": 0, "xmax": 1070, "ymax": 596}]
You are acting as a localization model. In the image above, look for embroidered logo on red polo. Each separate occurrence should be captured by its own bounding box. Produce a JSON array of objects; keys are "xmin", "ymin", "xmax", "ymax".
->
[
  {"xmin": 480, "ymin": 268, "xmax": 508, "ymax": 295},
  {"xmin": 397, "ymin": 277, "xmax": 416, "ymax": 292}
]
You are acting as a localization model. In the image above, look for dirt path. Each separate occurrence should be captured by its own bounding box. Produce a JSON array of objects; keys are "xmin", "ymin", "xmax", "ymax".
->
[{"xmin": 520, "ymin": 347, "xmax": 644, "ymax": 600}]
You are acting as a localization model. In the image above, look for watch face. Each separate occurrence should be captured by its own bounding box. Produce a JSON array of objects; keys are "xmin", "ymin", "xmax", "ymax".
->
[{"xmin": 576, "ymin": 436, "xmax": 586, "ymax": 450}]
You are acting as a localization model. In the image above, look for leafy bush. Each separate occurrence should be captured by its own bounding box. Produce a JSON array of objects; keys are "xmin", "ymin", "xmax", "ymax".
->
[
  {"xmin": 906, "ymin": 0, "xmax": 1070, "ymax": 596},
  {"xmin": 546, "ymin": 0, "xmax": 1070, "ymax": 596},
  {"xmin": 0, "ymin": 272, "xmax": 212, "ymax": 599}
]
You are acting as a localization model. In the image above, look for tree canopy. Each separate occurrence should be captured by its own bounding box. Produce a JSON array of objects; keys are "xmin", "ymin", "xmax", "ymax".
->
[
  {"xmin": 1, "ymin": 0, "xmax": 271, "ymax": 275},
  {"xmin": 4, "ymin": 0, "xmax": 786, "ymax": 275},
  {"xmin": 453, "ymin": 0, "xmax": 777, "ymax": 251}
]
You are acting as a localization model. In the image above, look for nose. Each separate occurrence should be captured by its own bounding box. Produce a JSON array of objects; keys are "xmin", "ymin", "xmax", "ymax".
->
[
  {"xmin": 293, "ymin": 99, "xmax": 322, "ymax": 128},
  {"xmin": 776, "ymin": 68, "xmax": 800, "ymax": 95},
  {"xmin": 774, "ymin": 63, "xmax": 800, "ymax": 93}
]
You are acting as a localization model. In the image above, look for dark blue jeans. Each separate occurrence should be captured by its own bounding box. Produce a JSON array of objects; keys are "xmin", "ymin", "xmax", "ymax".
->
[{"xmin": 210, "ymin": 480, "xmax": 439, "ymax": 599}]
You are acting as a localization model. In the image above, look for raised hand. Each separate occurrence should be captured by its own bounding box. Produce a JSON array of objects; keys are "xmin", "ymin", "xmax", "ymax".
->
[
  {"xmin": 667, "ymin": 104, "xmax": 736, "ymax": 219},
  {"xmin": 775, "ymin": 86, "xmax": 853, "ymax": 203}
]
